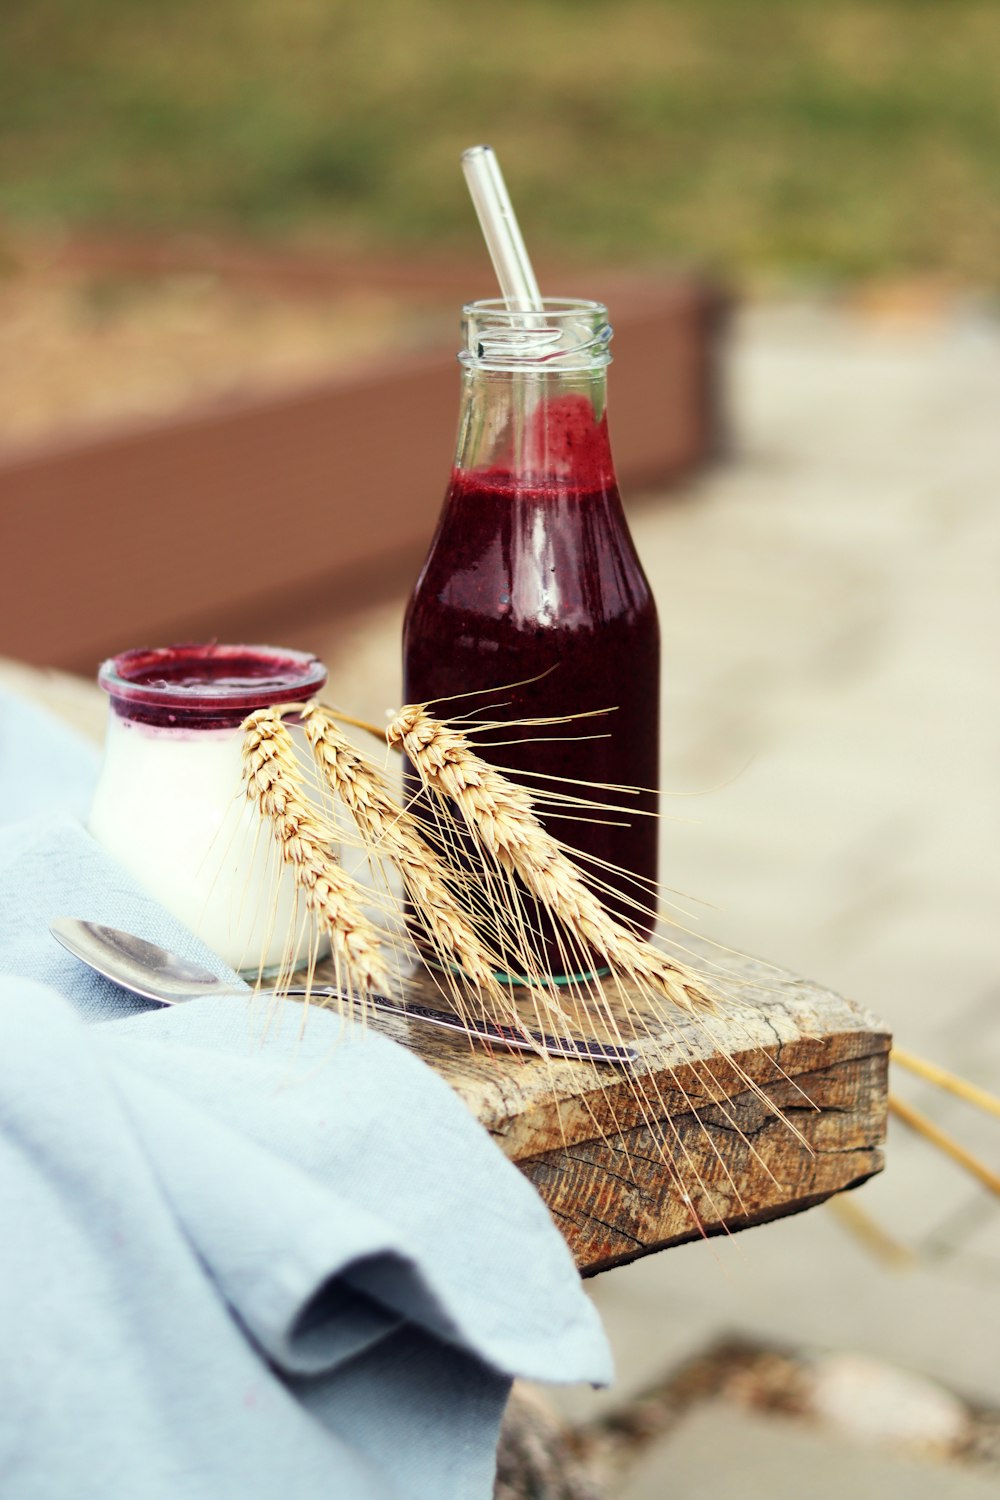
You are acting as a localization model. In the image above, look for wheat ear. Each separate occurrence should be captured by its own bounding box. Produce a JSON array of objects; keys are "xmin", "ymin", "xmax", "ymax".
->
[
  {"xmin": 300, "ymin": 702, "xmax": 524, "ymax": 1013},
  {"xmin": 242, "ymin": 708, "xmax": 389, "ymax": 994},
  {"xmin": 387, "ymin": 704, "xmax": 715, "ymax": 1016}
]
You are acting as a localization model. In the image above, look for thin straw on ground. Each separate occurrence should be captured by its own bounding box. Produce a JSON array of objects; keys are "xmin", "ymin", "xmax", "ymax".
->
[
  {"xmin": 892, "ymin": 1048, "xmax": 1000, "ymax": 1122},
  {"xmin": 889, "ymin": 1093, "xmax": 1000, "ymax": 1200}
]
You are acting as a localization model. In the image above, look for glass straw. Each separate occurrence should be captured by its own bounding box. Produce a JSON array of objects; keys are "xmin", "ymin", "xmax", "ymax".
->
[{"xmin": 461, "ymin": 145, "xmax": 543, "ymax": 313}]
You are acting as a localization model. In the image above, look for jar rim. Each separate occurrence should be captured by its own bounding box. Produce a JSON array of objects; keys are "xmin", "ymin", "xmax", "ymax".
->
[{"xmin": 98, "ymin": 643, "xmax": 327, "ymax": 723}]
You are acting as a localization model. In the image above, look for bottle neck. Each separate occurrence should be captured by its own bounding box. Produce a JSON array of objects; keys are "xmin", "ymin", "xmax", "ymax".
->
[{"xmin": 453, "ymin": 366, "xmax": 617, "ymax": 494}]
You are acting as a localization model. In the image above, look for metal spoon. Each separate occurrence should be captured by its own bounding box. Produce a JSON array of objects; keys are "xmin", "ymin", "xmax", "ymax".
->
[{"xmin": 49, "ymin": 918, "xmax": 637, "ymax": 1065}]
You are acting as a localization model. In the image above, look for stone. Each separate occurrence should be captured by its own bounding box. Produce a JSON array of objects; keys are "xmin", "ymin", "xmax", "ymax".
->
[{"xmin": 806, "ymin": 1353, "xmax": 970, "ymax": 1457}]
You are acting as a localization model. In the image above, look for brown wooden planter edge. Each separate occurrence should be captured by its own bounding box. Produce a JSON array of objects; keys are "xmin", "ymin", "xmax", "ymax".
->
[{"xmin": 1, "ymin": 268, "xmax": 728, "ymax": 673}]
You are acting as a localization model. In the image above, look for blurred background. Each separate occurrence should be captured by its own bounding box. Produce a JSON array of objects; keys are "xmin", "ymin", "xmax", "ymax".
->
[
  {"xmin": 3, "ymin": 0, "xmax": 999, "ymax": 276},
  {"xmin": 3, "ymin": 2, "xmax": 1000, "ymax": 1495}
]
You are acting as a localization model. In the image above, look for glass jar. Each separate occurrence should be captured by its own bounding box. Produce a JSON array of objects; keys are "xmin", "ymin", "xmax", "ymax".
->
[
  {"xmin": 403, "ymin": 298, "xmax": 660, "ymax": 978},
  {"xmin": 89, "ymin": 643, "xmax": 327, "ymax": 974}
]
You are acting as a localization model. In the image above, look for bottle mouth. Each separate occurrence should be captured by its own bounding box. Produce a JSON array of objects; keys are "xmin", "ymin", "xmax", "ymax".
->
[
  {"xmin": 459, "ymin": 297, "xmax": 613, "ymax": 372},
  {"xmin": 98, "ymin": 643, "xmax": 327, "ymax": 728}
]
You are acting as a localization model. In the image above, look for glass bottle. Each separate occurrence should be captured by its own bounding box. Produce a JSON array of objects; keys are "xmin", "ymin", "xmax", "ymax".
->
[{"xmin": 403, "ymin": 298, "xmax": 659, "ymax": 977}]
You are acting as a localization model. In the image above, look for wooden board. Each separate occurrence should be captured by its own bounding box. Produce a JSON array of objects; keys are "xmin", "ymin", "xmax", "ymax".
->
[{"xmin": 312, "ymin": 944, "xmax": 890, "ymax": 1276}]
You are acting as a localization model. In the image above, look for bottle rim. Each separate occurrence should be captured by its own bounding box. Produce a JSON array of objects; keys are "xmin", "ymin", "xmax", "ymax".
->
[
  {"xmin": 459, "ymin": 297, "xmax": 613, "ymax": 372},
  {"xmin": 460, "ymin": 296, "xmax": 608, "ymax": 318}
]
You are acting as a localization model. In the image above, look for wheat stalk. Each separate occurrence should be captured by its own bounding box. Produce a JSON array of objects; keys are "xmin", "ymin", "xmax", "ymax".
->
[
  {"xmin": 240, "ymin": 697, "xmax": 809, "ymax": 1232},
  {"xmin": 299, "ymin": 701, "xmax": 546, "ymax": 1019},
  {"xmin": 242, "ymin": 708, "xmax": 389, "ymax": 995},
  {"xmin": 382, "ymin": 703, "xmax": 804, "ymax": 1191},
  {"xmin": 386, "ymin": 704, "xmax": 715, "ymax": 1016}
]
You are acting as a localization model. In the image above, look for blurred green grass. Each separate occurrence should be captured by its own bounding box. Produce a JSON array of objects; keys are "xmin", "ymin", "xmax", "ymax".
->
[{"xmin": 2, "ymin": 0, "xmax": 999, "ymax": 284}]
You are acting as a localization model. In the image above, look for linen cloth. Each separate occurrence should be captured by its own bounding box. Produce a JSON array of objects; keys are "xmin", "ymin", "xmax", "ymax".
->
[{"xmin": 0, "ymin": 685, "xmax": 612, "ymax": 1500}]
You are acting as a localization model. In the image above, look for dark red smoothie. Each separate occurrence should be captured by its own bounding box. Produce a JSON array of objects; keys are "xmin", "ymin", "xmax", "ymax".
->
[{"xmin": 404, "ymin": 393, "xmax": 659, "ymax": 973}]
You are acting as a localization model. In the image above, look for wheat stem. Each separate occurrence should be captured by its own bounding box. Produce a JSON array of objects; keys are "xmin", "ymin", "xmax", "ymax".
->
[
  {"xmin": 241, "ymin": 708, "xmax": 389, "ymax": 994},
  {"xmin": 300, "ymin": 702, "xmax": 522, "ymax": 1012},
  {"xmin": 323, "ymin": 707, "xmax": 389, "ymax": 741}
]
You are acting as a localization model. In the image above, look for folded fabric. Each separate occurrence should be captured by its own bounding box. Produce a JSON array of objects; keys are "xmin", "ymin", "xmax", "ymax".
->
[{"xmin": 0, "ymin": 686, "xmax": 612, "ymax": 1499}]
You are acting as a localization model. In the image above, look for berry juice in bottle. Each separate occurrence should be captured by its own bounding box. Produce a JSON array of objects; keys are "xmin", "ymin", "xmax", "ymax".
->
[{"xmin": 403, "ymin": 299, "xmax": 659, "ymax": 978}]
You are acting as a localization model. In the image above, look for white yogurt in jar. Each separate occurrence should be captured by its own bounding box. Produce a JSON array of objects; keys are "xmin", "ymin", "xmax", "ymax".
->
[{"xmin": 89, "ymin": 643, "xmax": 328, "ymax": 974}]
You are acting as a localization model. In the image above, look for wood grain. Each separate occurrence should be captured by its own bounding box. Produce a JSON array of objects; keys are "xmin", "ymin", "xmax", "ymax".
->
[{"xmin": 312, "ymin": 944, "xmax": 890, "ymax": 1275}]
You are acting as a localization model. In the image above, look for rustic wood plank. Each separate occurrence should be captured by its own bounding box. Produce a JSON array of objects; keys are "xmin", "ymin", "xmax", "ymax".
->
[{"xmin": 313, "ymin": 945, "xmax": 890, "ymax": 1275}]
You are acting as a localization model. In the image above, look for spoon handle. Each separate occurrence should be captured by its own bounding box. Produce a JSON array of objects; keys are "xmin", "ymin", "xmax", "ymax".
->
[
  {"xmin": 274, "ymin": 986, "xmax": 638, "ymax": 1065},
  {"xmin": 47, "ymin": 917, "xmax": 635, "ymax": 1065}
]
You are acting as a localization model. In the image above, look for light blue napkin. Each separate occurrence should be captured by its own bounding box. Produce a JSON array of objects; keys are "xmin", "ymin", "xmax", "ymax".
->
[{"xmin": 0, "ymin": 686, "xmax": 611, "ymax": 1499}]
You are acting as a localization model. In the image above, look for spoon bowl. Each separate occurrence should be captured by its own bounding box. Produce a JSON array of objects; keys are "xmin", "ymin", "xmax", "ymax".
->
[{"xmin": 51, "ymin": 918, "xmax": 243, "ymax": 1004}]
